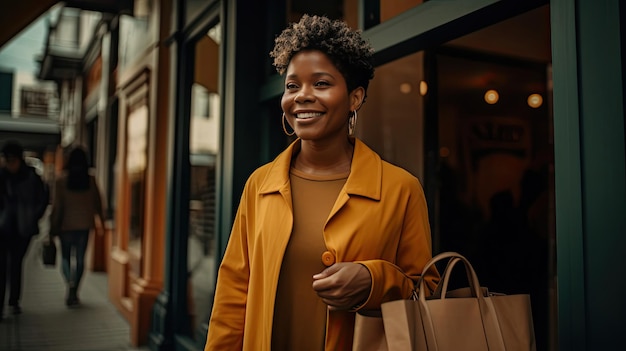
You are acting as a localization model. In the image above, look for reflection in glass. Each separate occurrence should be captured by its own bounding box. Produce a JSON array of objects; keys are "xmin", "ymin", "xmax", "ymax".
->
[
  {"xmin": 127, "ymin": 104, "xmax": 148, "ymax": 270},
  {"xmin": 435, "ymin": 50, "xmax": 553, "ymax": 351},
  {"xmin": 187, "ymin": 23, "xmax": 220, "ymax": 343},
  {"xmin": 118, "ymin": 15, "xmax": 150, "ymax": 71},
  {"xmin": 355, "ymin": 6, "xmax": 554, "ymax": 348},
  {"xmin": 357, "ymin": 51, "xmax": 426, "ymax": 181}
]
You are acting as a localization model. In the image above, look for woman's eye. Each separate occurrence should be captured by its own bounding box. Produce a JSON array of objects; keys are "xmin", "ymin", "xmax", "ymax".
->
[
  {"xmin": 315, "ymin": 81, "xmax": 330, "ymax": 87},
  {"xmin": 286, "ymin": 83, "xmax": 299, "ymax": 90}
]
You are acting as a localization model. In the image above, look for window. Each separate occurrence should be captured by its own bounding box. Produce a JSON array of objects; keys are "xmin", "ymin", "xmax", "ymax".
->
[{"xmin": 187, "ymin": 23, "xmax": 221, "ymax": 343}]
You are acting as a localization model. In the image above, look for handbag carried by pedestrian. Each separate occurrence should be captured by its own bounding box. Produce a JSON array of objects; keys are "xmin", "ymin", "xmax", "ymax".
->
[{"xmin": 42, "ymin": 235, "xmax": 57, "ymax": 267}]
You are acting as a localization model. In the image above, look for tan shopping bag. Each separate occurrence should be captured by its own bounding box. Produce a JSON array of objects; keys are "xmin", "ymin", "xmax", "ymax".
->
[
  {"xmin": 381, "ymin": 252, "xmax": 536, "ymax": 351},
  {"xmin": 353, "ymin": 309, "xmax": 388, "ymax": 351}
]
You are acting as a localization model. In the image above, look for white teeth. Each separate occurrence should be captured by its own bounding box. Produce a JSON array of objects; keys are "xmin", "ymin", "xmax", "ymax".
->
[{"xmin": 295, "ymin": 112, "xmax": 322, "ymax": 119}]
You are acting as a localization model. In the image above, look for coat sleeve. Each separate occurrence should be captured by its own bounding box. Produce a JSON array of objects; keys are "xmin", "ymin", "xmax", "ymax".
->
[
  {"xmin": 205, "ymin": 182, "xmax": 251, "ymax": 350},
  {"xmin": 355, "ymin": 177, "xmax": 439, "ymax": 310}
]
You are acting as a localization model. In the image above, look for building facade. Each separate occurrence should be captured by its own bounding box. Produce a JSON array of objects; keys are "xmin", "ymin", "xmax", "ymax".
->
[{"xmin": 22, "ymin": 0, "xmax": 626, "ymax": 350}]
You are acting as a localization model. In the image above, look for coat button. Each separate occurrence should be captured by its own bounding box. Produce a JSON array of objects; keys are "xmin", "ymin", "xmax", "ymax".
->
[{"xmin": 321, "ymin": 251, "xmax": 335, "ymax": 266}]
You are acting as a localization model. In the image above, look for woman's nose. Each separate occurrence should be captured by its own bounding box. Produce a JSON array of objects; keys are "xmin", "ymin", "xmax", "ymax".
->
[{"xmin": 294, "ymin": 86, "xmax": 314, "ymax": 103}]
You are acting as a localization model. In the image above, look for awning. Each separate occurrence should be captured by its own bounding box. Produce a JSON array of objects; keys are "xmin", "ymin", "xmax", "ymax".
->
[
  {"xmin": 0, "ymin": 115, "xmax": 60, "ymax": 155},
  {"xmin": 1, "ymin": 0, "xmax": 134, "ymax": 49}
]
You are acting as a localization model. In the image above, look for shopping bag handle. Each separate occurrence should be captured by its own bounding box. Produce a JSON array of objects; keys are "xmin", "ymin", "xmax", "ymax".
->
[
  {"xmin": 417, "ymin": 252, "xmax": 482, "ymax": 301},
  {"xmin": 413, "ymin": 256, "xmax": 465, "ymax": 300},
  {"xmin": 416, "ymin": 252, "xmax": 507, "ymax": 351}
]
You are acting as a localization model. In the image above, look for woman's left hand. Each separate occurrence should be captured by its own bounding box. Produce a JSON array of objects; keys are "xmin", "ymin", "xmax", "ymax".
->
[{"xmin": 312, "ymin": 262, "xmax": 371, "ymax": 311}]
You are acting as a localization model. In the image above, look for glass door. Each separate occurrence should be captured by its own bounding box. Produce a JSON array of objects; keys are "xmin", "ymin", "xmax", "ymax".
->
[
  {"xmin": 433, "ymin": 7, "xmax": 555, "ymax": 351},
  {"xmin": 356, "ymin": 4, "xmax": 555, "ymax": 350}
]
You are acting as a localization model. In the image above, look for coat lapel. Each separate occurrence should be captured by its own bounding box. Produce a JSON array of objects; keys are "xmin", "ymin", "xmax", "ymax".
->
[{"xmin": 328, "ymin": 138, "xmax": 382, "ymax": 220}]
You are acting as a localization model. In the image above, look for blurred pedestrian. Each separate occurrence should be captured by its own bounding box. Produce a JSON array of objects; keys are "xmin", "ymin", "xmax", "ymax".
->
[
  {"xmin": 50, "ymin": 146, "xmax": 105, "ymax": 307},
  {"xmin": 0, "ymin": 141, "xmax": 49, "ymax": 319}
]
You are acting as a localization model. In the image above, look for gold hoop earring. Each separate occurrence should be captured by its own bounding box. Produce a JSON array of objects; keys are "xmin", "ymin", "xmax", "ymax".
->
[
  {"xmin": 282, "ymin": 113, "xmax": 295, "ymax": 136},
  {"xmin": 348, "ymin": 110, "xmax": 358, "ymax": 136}
]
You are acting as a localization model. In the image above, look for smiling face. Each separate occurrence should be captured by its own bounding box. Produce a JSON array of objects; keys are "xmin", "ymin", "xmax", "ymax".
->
[{"xmin": 281, "ymin": 50, "xmax": 364, "ymax": 144}]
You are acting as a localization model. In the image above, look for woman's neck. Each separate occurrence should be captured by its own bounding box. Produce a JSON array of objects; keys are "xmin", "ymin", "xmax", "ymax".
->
[{"xmin": 293, "ymin": 138, "xmax": 354, "ymax": 175}]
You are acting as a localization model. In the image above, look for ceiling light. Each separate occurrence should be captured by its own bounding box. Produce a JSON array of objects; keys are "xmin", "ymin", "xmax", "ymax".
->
[
  {"xmin": 484, "ymin": 90, "xmax": 499, "ymax": 104},
  {"xmin": 527, "ymin": 93, "xmax": 543, "ymax": 108},
  {"xmin": 419, "ymin": 81, "xmax": 428, "ymax": 96},
  {"xmin": 400, "ymin": 83, "xmax": 412, "ymax": 94}
]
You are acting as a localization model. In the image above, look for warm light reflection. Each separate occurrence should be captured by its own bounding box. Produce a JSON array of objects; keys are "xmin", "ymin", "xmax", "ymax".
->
[
  {"xmin": 419, "ymin": 80, "xmax": 428, "ymax": 96},
  {"xmin": 527, "ymin": 93, "xmax": 543, "ymax": 108},
  {"xmin": 484, "ymin": 89, "xmax": 499, "ymax": 104},
  {"xmin": 400, "ymin": 82, "xmax": 412, "ymax": 94},
  {"xmin": 127, "ymin": 105, "xmax": 148, "ymax": 173}
]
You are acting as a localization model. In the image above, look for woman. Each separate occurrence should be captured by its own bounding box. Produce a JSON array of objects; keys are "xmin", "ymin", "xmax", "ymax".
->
[
  {"xmin": 50, "ymin": 146, "xmax": 104, "ymax": 306},
  {"xmin": 205, "ymin": 14, "xmax": 439, "ymax": 350}
]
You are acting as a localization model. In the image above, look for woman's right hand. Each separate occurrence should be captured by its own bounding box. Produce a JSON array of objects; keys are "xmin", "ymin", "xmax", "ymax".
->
[{"xmin": 312, "ymin": 262, "xmax": 371, "ymax": 311}]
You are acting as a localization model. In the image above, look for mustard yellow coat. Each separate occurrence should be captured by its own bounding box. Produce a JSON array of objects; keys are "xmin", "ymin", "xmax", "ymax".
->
[{"xmin": 205, "ymin": 138, "xmax": 439, "ymax": 351}]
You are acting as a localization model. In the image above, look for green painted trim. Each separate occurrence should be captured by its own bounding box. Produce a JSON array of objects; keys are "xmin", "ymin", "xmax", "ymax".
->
[
  {"xmin": 364, "ymin": 0, "xmax": 545, "ymax": 66},
  {"xmin": 549, "ymin": 0, "xmax": 587, "ymax": 349},
  {"xmin": 218, "ymin": 0, "xmax": 236, "ymax": 262},
  {"xmin": 576, "ymin": 0, "xmax": 626, "ymax": 348},
  {"xmin": 364, "ymin": 0, "xmax": 499, "ymax": 51}
]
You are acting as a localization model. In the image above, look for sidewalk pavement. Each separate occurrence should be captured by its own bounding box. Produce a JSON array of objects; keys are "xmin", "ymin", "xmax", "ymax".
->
[{"xmin": 1, "ymin": 233, "xmax": 151, "ymax": 351}]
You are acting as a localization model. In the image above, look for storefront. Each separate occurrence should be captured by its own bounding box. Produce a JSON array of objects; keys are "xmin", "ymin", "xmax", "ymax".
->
[
  {"xmin": 33, "ymin": 0, "xmax": 623, "ymax": 350},
  {"xmin": 141, "ymin": 0, "xmax": 626, "ymax": 350}
]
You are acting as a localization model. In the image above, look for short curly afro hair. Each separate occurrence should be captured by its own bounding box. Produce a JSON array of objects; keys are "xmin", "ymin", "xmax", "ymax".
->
[{"xmin": 270, "ymin": 14, "xmax": 375, "ymax": 96}]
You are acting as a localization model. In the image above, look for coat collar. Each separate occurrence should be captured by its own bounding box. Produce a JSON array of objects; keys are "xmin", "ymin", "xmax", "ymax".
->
[{"xmin": 258, "ymin": 137, "xmax": 382, "ymax": 201}]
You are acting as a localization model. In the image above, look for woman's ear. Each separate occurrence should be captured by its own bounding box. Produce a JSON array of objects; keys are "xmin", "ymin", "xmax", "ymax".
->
[{"xmin": 350, "ymin": 87, "xmax": 365, "ymax": 111}]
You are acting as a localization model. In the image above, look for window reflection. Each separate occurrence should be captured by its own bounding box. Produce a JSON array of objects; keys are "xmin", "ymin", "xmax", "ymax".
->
[
  {"xmin": 119, "ymin": 14, "xmax": 150, "ymax": 71},
  {"xmin": 356, "ymin": 51, "xmax": 427, "ymax": 181},
  {"xmin": 435, "ymin": 50, "xmax": 552, "ymax": 351},
  {"xmin": 355, "ymin": 6, "xmax": 554, "ymax": 349},
  {"xmin": 127, "ymin": 104, "xmax": 148, "ymax": 271},
  {"xmin": 187, "ymin": 23, "xmax": 220, "ymax": 342}
]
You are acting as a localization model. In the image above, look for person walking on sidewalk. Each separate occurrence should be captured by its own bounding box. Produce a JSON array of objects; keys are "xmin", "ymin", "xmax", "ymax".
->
[
  {"xmin": 50, "ymin": 146, "xmax": 105, "ymax": 307},
  {"xmin": 0, "ymin": 141, "xmax": 49, "ymax": 319}
]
